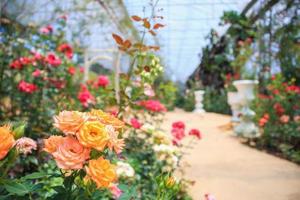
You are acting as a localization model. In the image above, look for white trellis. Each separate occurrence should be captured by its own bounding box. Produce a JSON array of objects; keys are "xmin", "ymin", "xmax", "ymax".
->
[{"xmin": 84, "ymin": 49, "xmax": 121, "ymax": 104}]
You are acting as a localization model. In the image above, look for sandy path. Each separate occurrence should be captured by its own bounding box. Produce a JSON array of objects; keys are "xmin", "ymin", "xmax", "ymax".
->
[{"xmin": 162, "ymin": 109, "xmax": 300, "ymax": 200}]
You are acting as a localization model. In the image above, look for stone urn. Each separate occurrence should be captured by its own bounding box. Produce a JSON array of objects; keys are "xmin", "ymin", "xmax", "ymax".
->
[
  {"xmin": 227, "ymin": 92, "xmax": 241, "ymax": 122},
  {"xmin": 233, "ymin": 80, "xmax": 259, "ymax": 138},
  {"xmin": 194, "ymin": 90, "xmax": 205, "ymax": 114}
]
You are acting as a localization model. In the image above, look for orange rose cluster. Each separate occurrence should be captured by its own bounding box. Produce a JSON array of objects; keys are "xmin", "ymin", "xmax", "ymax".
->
[
  {"xmin": 44, "ymin": 109, "xmax": 125, "ymax": 188},
  {"xmin": 0, "ymin": 125, "xmax": 15, "ymax": 160}
]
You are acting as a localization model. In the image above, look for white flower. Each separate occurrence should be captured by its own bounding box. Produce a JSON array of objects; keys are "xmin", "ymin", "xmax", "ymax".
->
[{"xmin": 116, "ymin": 161, "xmax": 135, "ymax": 178}]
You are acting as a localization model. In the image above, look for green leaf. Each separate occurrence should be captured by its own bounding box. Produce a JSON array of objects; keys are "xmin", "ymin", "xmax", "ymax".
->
[
  {"xmin": 3, "ymin": 181, "xmax": 30, "ymax": 196},
  {"xmin": 21, "ymin": 172, "xmax": 47, "ymax": 180}
]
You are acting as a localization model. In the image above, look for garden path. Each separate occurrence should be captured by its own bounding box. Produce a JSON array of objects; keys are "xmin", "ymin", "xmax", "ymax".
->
[{"xmin": 162, "ymin": 109, "xmax": 300, "ymax": 200}]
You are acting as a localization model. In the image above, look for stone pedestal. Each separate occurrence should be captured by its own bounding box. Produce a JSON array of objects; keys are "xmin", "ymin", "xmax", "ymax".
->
[
  {"xmin": 194, "ymin": 90, "xmax": 205, "ymax": 114},
  {"xmin": 233, "ymin": 80, "xmax": 259, "ymax": 138},
  {"xmin": 227, "ymin": 92, "xmax": 241, "ymax": 122}
]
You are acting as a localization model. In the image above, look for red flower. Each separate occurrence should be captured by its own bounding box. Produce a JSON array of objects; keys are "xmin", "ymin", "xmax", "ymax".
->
[
  {"xmin": 273, "ymin": 103, "xmax": 285, "ymax": 116},
  {"xmin": 32, "ymin": 69, "xmax": 41, "ymax": 77},
  {"xmin": 130, "ymin": 118, "xmax": 142, "ymax": 129},
  {"xmin": 189, "ymin": 129, "xmax": 201, "ymax": 139},
  {"xmin": 45, "ymin": 53, "xmax": 61, "ymax": 67},
  {"xmin": 138, "ymin": 100, "xmax": 166, "ymax": 112},
  {"xmin": 18, "ymin": 81, "xmax": 38, "ymax": 93},
  {"xmin": 40, "ymin": 25, "xmax": 53, "ymax": 34},
  {"xmin": 57, "ymin": 43, "xmax": 73, "ymax": 59},
  {"xmin": 10, "ymin": 59, "xmax": 23, "ymax": 69},
  {"xmin": 172, "ymin": 139, "xmax": 180, "ymax": 146},
  {"xmin": 171, "ymin": 128, "xmax": 185, "ymax": 141},
  {"xmin": 172, "ymin": 121, "xmax": 185, "ymax": 130},
  {"xmin": 259, "ymin": 113, "xmax": 269, "ymax": 127},
  {"xmin": 10, "ymin": 57, "xmax": 33, "ymax": 69},
  {"xmin": 272, "ymin": 89, "xmax": 280, "ymax": 95},
  {"xmin": 96, "ymin": 75, "xmax": 109, "ymax": 87},
  {"xmin": 59, "ymin": 15, "xmax": 68, "ymax": 21},
  {"xmin": 286, "ymin": 85, "xmax": 300, "ymax": 94},
  {"xmin": 68, "ymin": 67, "xmax": 76, "ymax": 75},
  {"xmin": 77, "ymin": 85, "xmax": 95, "ymax": 107}
]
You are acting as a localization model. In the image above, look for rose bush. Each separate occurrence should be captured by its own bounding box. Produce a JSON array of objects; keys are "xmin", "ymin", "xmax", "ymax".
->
[{"xmin": 254, "ymin": 74, "xmax": 300, "ymax": 163}]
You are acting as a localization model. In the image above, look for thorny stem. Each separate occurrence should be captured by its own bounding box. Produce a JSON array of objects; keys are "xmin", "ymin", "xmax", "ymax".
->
[{"xmin": 118, "ymin": 0, "xmax": 160, "ymax": 117}]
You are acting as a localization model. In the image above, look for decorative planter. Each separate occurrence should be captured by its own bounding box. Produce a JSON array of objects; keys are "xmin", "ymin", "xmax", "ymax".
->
[
  {"xmin": 233, "ymin": 80, "xmax": 259, "ymax": 138},
  {"xmin": 194, "ymin": 90, "xmax": 205, "ymax": 114},
  {"xmin": 227, "ymin": 92, "xmax": 241, "ymax": 122}
]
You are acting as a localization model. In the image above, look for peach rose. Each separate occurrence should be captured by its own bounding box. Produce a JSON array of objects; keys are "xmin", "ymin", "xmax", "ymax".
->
[
  {"xmin": 106, "ymin": 125, "xmax": 125, "ymax": 154},
  {"xmin": 53, "ymin": 111, "xmax": 87, "ymax": 135},
  {"xmin": 280, "ymin": 115, "xmax": 290, "ymax": 124},
  {"xmin": 0, "ymin": 125, "xmax": 15, "ymax": 160},
  {"xmin": 85, "ymin": 157, "xmax": 117, "ymax": 188},
  {"xmin": 89, "ymin": 109, "xmax": 125, "ymax": 130},
  {"xmin": 77, "ymin": 121, "xmax": 109, "ymax": 151},
  {"xmin": 51, "ymin": 136, "xmax": 90, "ymax": 170},
  {"xmin": 43, "ymin": 135, "xmax": 64, "ymax": 153}
]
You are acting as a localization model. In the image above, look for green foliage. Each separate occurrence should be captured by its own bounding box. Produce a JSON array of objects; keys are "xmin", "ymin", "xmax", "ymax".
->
[
  {"xmin": 203, "ymin": 87, "xmax": 231, "ymax": 114},
  {"xmin": 156, "ymin": 81, "xmax": 178, "ymax": 110}
]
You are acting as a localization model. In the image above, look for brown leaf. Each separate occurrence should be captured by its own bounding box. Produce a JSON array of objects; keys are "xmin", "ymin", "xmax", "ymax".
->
[
  {"xmin": 123, "ymin": 40, "xmax": 132, "ymax": 49},
  {"xmin": 143, "ymin": 20, "xmax": 151, "ymax": 29},
  {"xmin": 149, "ymin": 45, "xmax": 160, "ymax": 51},
  {"xmin": 112, "ymin": 33, "xmax": 123, "ymax": 45},
  {"xmin": 131, "ymin": 15, "xmax": 142, "ymax": 21},
  {"xmin": 153, "ymin": 23, "xmax": 165, "ymax": 30},
  {"xmin": 149, "ymin": 30, "xmax": 156, "ymax": 36}
]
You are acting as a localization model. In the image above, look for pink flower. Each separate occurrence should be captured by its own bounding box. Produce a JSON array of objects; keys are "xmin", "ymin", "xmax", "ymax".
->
[
  {"xmin": 32, "ymin": 52, "xmax": 44, "ymax": 61},
  {"xmin": 15, "ymin": 137, "xmax": 37, "ymax": 155},
  {"xmin": 96, "ymin": 75, "xmax": 109, "ymax": 87},
  {"xmin": 110, "ymin": 184, "xmax": 122, "ymax": 199},
  {"xmin": 77, "ymin": 85, "xmax": 95, "ymax": 107},
  {"xmin": 189, "ymin": 129, "xmax": 201, "ymax": 139},
  {"xmin": 57, "ymin": 43, "xmax": 73, "ymax": 59},
  {"xmin": 18, "ymin": 80, "xmax": 38, "ymax": 93},
  {"xmin": 40, "ymin": 25, "xmax": 53, "ymax": 34},
  {"xmin": 130, "ymin": 118, "xmax": 142, "ymax": 129},
  {"xmin": 68, "ymin": 67, "xmax": 76, "ymax": 75},
  {"xmin": 144, "ymin": 84, "xmax": 155, "ymax": 97},
  {"xmin": 45, "ymin": 53, "xmax": 61, "ymax": 67},
  {"xmin": 80, "ymin": 67, "xmax": 84, "ymax": 73},
  {"xmin": 294, "ymin": 115, "xmax": 300, "ymax": 122},
  {"xmin": 172, "ymin": 121, "xmax": 185, "ymax": 130},
  {"xmin": 138, "ymin": 100, "xmax": 166, "ymax": 112},
  {"xmin": 32, "ymin": 69, "xmax": 41, "ymax": 77},
  {"xmin": 171, "ymin": 128, "xmax": 185, "ymax": 141},
  {"xmin": 280, "ymin": 115, "xmax": 290, "ymax": 124},
  {"xmin": 205, "ymin": 193, "xmax": 216, "ymax": 200}
]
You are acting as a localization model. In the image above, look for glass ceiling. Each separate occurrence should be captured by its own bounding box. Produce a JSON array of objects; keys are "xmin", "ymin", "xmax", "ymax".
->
[
  {"xmin": 124, "ymin": 0, "xmax": 249, "ymax": 83},
  {"xmin": 3, "ymin": 0, "xmax": 249, "ymax": 83}
]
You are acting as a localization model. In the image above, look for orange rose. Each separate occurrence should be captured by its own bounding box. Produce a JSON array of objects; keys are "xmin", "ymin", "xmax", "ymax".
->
[
  {"xmin": 85, "ymin": 157, "xmax": 117, "ymax": 188},
  {"xmin": 77, "ymin": 121, "xmax": 109, "ymax": 151},
  {"xmin": 53, "ymin": 111, "xmax": 87, "ymax": 135},
  {"xmin": 0, "ymin": 125, "xmax": 15, "ymax": 160},
  {"xmin": 51, "ymin": 136, "xmax": 90, "ymax": 170},
  {"xmin": 89, "ymin": 109, "xmax": 125, "ymax": 130},
  {"xmin": 43, "ymin": 135, "xmax": 64, "ymax": 153}
]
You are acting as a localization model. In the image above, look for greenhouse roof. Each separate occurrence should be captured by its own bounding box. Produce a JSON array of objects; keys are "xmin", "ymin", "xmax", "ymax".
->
[{"xmin": 3, "ymin": 0, "xmax": 250, "ymax": 83}]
